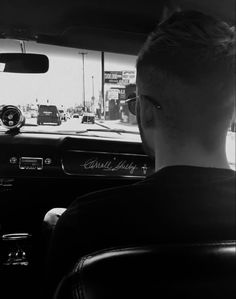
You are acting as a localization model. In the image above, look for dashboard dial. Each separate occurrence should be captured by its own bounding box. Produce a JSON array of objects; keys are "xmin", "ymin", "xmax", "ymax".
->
[{"xmin": 0, "ymin": 105, "xmax": 25, "ymax": 130}]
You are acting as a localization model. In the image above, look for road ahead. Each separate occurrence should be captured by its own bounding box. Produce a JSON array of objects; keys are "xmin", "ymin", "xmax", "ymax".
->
[
  {"xmin": 25, "ymin": 117, "xmax": 109, "ymax": 132},
  {"xmin": 23, "ymin": 116, "xmax": 141, "ymax": 141}
]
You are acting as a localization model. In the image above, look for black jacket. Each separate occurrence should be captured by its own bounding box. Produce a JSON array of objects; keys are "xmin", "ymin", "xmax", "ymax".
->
[{"xmin": 45, "ymin": 166, "xmax": 236, "ymax": 297}]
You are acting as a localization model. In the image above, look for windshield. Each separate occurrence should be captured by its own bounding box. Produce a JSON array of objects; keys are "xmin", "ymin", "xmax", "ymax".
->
[
  {"xmin": 0, "ymin": 39, "xmax": 139, "ymax": 138},
  {"xmin": 0, "ymin": 39, "xmax": 235, "ymax": 169}
]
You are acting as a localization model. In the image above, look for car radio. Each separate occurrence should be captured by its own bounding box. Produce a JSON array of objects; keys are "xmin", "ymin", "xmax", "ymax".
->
[{"xmin": 19, "ymin": 157, "xmax": 43, "ymax": 170}]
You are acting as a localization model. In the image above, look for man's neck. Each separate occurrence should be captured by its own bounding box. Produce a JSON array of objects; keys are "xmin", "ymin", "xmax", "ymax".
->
[{"xmin": 154, "ymin": 143, "xmax": 230, "ymax": 172}]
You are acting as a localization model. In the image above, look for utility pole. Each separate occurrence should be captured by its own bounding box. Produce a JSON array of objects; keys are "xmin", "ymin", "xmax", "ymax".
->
[
  {"xmin": 91, "ymin": 76, "xmax": 95, "ymax": 113},
  {"xmin": 101, "ymin": 51, "xmax": 105, "ymax": 119},
  {"xmin": 92, "ymin": 76, "xmax": 94, "ymax": 99},
  {"xmin": 79, "ymin": 52, "xmax": 87, "ymax": 111}
]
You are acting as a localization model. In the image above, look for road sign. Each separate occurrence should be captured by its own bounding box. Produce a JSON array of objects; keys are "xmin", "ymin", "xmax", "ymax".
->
[
  {"xmin": 122, "ymin": 70, "xmax": 136, "ymax": 85},
  {"xmin": 107, "ymin": 89, "xmax": 119, "ymax": 100},
  {"xmin": 104, "ymin": 71, "xmax": 123, "ymax": 84}
]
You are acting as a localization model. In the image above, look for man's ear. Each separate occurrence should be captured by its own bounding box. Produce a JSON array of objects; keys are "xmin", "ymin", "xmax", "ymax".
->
[{"xmin": 140, "ymin": 99, "xmax": 156, "ymax": 129}]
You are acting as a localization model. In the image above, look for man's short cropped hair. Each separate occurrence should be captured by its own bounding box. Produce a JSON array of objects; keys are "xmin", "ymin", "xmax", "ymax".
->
[{"xmin": 137, "ymin": 11, "xmax": 235, "ymax": 148}]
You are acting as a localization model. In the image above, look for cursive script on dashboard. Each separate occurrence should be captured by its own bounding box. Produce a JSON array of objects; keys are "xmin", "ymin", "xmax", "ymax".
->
[{"xmin": 80, "ymin": 158, "xmax": 137, "ymax": 174}]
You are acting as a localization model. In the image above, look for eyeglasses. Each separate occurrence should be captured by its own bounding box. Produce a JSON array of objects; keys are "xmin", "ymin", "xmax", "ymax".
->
[{"xmin": 125, "ymin": 95, "xmax": 162, "ymax": 115}]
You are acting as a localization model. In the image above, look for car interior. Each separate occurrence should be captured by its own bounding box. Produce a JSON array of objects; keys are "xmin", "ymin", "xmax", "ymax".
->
[{"xmin": 0, "ymin": 1, "xmax": 235, "ymax": 299}]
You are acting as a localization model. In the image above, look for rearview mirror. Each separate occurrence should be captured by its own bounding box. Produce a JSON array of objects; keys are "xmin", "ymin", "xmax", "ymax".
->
[{"xmin": 0, "ymin": 53, "xmax": 49, "ymax": 73}]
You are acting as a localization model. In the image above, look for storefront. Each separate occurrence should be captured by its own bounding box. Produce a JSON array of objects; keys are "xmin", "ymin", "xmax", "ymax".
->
[{"xmin": 104, "ymin": 71, "xmax": 136, "ymax": 123}]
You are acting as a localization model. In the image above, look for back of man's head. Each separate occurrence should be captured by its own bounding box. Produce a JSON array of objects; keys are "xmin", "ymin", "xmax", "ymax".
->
[{"xmin": 137, "ymin": 11, "xmax": 235, "ymax": 150}]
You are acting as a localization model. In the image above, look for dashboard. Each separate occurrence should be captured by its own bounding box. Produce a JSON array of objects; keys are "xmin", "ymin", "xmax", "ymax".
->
[
  {"xmin": 0, "ymin": 131, "xmax": 155, "ymax": 235},
  {"xmin": 0, "ymin": 132, "xmax": 155, "ymax": 181}
]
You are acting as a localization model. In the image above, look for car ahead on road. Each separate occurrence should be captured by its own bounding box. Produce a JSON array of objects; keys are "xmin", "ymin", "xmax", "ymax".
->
[
  {"xmin": 72, "ymin": 113, "xmax": 80, "ymax": 119},
  {"xmin": 31, "ymin": 110, "xmax": 38, "ymax": 118},
  {"xmin": 0, "ymin": 1, "xmax": 235, "ymax": 299},
  {"xmin": 37, "ymin": 105, "xmax": 61, "ymax": 125},
  {"xmin": 81, "ymin": 112, "xmax": 95, "ymax": 124},
  {"xmin": 58, "ymin": 109, "xmax": 67, "ymax": 121}
]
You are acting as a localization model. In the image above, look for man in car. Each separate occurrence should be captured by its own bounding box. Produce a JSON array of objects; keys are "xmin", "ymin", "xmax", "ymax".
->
[{"xmin": 44, "ymin": 10, "xmax": 235, "ymax": 297}]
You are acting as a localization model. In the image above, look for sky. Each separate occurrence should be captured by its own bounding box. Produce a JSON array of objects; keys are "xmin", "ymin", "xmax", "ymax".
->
[{"xmin": 0, "ymin": 39, "xmax": 137, "ymax": 108}]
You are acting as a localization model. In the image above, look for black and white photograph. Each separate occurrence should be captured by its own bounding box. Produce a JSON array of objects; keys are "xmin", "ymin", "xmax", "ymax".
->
[{"xmin": 0, "ymin": 1, "xmax": 235, "ymax": 298}]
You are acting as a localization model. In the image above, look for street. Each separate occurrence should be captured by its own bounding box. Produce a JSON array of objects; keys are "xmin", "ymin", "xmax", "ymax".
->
[{"xmin": 25, "ymin": 116, "xmax": 139, "ymax": 133}]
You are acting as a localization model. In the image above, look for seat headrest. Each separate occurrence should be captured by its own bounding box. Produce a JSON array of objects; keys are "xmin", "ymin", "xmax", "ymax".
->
[{"xmin": 54, "ymin": 242, "xmax": 236, "ymax": 299}]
